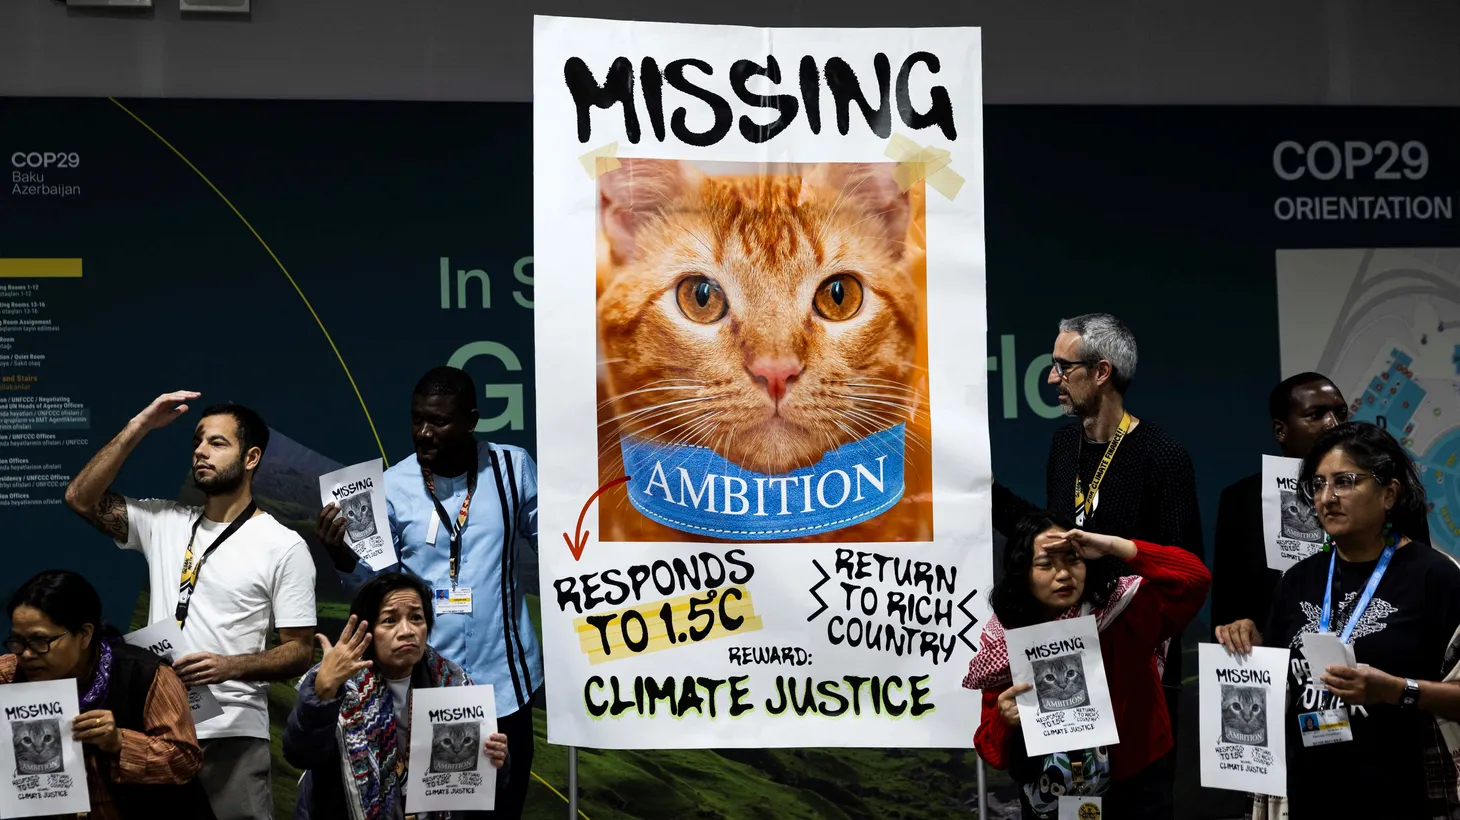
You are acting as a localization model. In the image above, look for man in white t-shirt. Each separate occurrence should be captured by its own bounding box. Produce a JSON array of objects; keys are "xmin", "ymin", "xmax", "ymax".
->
[{"xmin": 64, "ymin": 391, "xmax": 317, "ymax": 820}]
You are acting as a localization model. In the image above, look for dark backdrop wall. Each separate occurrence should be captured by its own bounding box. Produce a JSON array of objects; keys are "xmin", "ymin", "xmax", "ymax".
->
[{"xmin": 2, "ymin": 97, "xmax": 1457, "ymax": 818}]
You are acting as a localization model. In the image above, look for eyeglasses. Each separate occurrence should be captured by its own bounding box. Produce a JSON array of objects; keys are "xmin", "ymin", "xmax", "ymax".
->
[
  {"xmin": 1051, "ymin": 358, "xmax": 1097, "ymax": 380},
  {"xmin": 1301, "ymin": 472, "xmax": 1380, "ymax": 503},
  {"xmin": 4, "ymin": 631, "xmax": 70, "ymax": 656}
]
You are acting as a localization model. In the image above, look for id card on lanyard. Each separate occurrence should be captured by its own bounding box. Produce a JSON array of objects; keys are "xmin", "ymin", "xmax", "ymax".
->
[
  {"xmin": 176, "ymin": 501, "xmax": 257, "ymax": 628},
  {"xmin": 1298, "ymin": 542, "xmax": 1396, "ymax": 746},
  {"xmin": 423, "ymin": 452, "xmax": 476, "ymax": 591},
  {"xmin": 1074, "ymin": 413, "xmax": 1130, "ymax": 527}
]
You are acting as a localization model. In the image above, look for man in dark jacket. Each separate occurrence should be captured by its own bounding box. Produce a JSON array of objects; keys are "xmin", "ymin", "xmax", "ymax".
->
[{"xmin": 1210, "ymin": 373, "xmax": 1348, "ymax": 634}]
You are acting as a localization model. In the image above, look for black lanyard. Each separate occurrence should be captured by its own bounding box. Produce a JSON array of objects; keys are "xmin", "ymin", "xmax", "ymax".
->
[
  {"xmin": 175, "ymin": 501, "xmax": 257, "ymax": 628},
  {"xmin": 423, "ymin": 450, "xmax": 477, "ymax": 588}
]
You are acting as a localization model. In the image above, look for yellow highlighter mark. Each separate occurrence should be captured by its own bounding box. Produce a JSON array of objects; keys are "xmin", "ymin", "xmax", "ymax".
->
[{"xmin": 575, "ymin": 585, "xmax": 763, "ymax": 664}]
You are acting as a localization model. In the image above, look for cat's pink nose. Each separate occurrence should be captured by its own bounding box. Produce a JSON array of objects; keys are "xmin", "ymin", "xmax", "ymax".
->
[{"xmin": 749, "ymin": 357, "xmax": 803, "ymax": 404}]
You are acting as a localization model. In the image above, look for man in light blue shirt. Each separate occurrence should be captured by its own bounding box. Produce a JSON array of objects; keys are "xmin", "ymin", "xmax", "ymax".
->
[{"xmin": 317, "ymin": 366, "xmax": 540, "ymax": 819}]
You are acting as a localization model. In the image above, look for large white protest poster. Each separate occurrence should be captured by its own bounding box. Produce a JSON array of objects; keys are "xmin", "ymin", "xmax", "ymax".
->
[
  {"xmin": 1004, "ymin": 616, "xmax": 1118, "ymax": 757},
  {"xmin": 1261, "ymin": 454, "xmax": 1324, "ymax": 571},
  {"xmin": 1198, "ymin": 644, "xmax": 1287, "ymax": 797},
  {"xmin": 318, "ymin": 459, "xmax": 394, "ymax": 571},
  {"xmin": 124, "ymin": 620, "xmax": 225, "ymax": 725},
  {"xmin": 0, "ymin": 679, "xmax": 88, "ymax": 818},
  {"xmin": 533, "ymin": 16, "xmax": 990, "ymax": 748},
  {"xmin": 406, "ymin": 685, "xmax": 497, "ymax": 813}
]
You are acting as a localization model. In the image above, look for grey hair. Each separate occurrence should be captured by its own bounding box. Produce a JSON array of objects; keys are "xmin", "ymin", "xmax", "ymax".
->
[{"xmin": 1058, "ymin": 313, "xmax": 1138, "ymax": 394}]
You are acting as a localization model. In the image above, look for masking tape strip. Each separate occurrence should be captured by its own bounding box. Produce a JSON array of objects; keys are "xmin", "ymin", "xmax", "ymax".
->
[
  {"xmin": 573, "ymin": 584, "xmax": 764, "ymax": 664},
  {"xmin": 885, "ymin": 133, "xmax": 965, "ymax": 200},
  {"xmin": 579, "ymin": 141, "xmax": 621, "ymax": 180}
]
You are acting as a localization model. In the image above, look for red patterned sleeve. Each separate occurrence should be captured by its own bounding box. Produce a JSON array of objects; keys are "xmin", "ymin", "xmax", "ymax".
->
[{"xmin": 113, "ymin": 665, "xmax": 204, "ymax": 785}]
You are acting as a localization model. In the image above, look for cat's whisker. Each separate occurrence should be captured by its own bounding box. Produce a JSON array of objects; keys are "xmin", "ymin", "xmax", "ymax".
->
[
  {"xmin": 598, "ymin": 396, "xmax": 717, "ymax": 428},
  {"xmin": 842, "ymin": 408, "xmax": 931, "ymax": 465},
  {"xmin": 846, "ymin": 233, "xmax": 916, "ymax": 249},
  {"xmin": 682, "ymin": 229, "xmax": 720, "ymax": 260},
  {"xmin": 838, "ymin": 379, "xmax": 920, "ymax": 392},
  {"xmin": 842, "ymin": 205, "xmax": 906, "ymax": 238},
  {"xmin": 816, "ymin": 168, "xmax": 880, "ymax": 248},
  {"xmin": 651, "ymin": 411, "xmax": 724, "ymax": 451},
  {"xmin": 597, "ymin": 383, "xmax": 707, "ymax": 410},
  {"xmin": 834, "ymin": 390, "xmax": 925, "ymax": 409},
  {"xmin": 833, "ymin": 393, "xmax": 931, "ymax": 422},
  {"xmin": 835, "ymin": 409, "xmax": 932, "ymax": 484},
  {"xmin": 612, "ymin": 413, "xmax": 718, "ymax": 451},
  {"xmin": 617, "ymin": 405, "xmax": 718, "ymax": 439}
]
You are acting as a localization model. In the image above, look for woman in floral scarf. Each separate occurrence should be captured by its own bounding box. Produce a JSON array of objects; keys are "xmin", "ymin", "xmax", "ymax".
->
[
  {"xmin": 284, "ymin": 572, "xmax": 507, "ymax": 820},
  {"xmin": 0, "ymin": 569, "xmax": 213, "ymax": 819}
]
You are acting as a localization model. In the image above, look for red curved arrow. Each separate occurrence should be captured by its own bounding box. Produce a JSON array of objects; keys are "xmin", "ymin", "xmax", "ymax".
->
[{"xmin": 564, "ymin": 475, "xmax": 631, "ymax": 560}]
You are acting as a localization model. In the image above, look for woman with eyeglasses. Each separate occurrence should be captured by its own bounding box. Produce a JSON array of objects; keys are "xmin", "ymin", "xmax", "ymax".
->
[
  {"xmin": 1215, "ymin": 421, "xmax": 1460, "ymax": 819},
  {"xmin": 0, "ymin": 570, "xmax": 214, "ymax": 819}
]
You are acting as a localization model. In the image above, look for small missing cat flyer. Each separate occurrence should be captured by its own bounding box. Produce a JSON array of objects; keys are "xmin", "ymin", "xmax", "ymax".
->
[
  {"xmin": 1004, "ymin": 615, "xmax": 1118, "ymax": 757},
  {"xmin": 406, "ymin": 684, "xmax": 497, "ymax": 813},
  {"xmin": 318, "ymin": 458, "xmax": 395, "ymax": 571},
  {"xmin": 123, "ymin": 620, "xmax": 225, "ymax": 725},
  {"xmin": 0, "ymin": 679, "xmax": 88, "ymax": 818},
  {"xmin": 1261, "ymin": 454, "xmax": 1323, "ymax": 572},
  {"xmin": 1198, "ymin": 644, "xmax": 1287, "ymax": 797}
]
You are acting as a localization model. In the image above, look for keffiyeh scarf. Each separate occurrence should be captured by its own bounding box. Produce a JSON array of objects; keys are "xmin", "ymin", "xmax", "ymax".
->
[{"xmin": 962, "ymin": 575, "xmax": 1155, "ymax": 693}]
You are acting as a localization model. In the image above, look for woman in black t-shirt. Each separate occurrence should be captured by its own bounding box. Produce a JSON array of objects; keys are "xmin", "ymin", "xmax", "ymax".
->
[{"xmin": 1215, "ymin": 422, "xmax": 1460, "ymax": 818}]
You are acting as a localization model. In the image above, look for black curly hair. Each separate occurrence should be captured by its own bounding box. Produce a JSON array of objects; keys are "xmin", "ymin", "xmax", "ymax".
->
[
  {"xmin": 1299, "ymin": 421, "xmax": 1428, "ymax": 541},
  {"xmin": 989, "ymin": 510, "xmax": 1125, "ymax": 630}
]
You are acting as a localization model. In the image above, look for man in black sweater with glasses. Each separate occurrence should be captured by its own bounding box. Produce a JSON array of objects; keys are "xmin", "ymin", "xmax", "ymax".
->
[{"xmin": 993, "ymin": 313, "xmax": 1202, "ymax": 775}]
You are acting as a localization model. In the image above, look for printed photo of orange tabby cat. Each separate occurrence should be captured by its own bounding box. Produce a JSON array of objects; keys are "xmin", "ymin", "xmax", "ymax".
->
[{"xmin": 595, "ymin": 159, "xmax": 932, "ymax": 543}]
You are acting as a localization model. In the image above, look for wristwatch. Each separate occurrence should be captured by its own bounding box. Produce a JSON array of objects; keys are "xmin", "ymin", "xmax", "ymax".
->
[{"xmin": 1399, "ymin": 677, "xmax": 1421, "ymax": 708}]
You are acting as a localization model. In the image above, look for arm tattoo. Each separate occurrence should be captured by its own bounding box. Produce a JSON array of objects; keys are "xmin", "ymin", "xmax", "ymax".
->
[{"xmin": 90, "ymin": 491, "xmax": 129, "ymax": 541}]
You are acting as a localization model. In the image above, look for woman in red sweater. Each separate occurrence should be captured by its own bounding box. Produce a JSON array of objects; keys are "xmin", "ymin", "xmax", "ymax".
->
[{"xmin": 963, "ymin": 511, "xmax": 1210, "ymax": 820}]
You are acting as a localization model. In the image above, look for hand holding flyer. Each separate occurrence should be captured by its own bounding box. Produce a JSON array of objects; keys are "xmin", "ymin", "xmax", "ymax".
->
[
  {"xmin": 1299, "ymin": 632, "xmax": 1355, "ymax": 693},
  {"xmin": 319, "ymin": 459, "xmax": 395, "ymax": 571},
  {"xmin": 1003, "ymin": 615, "xmax": 1119, "ymax": 757},
  {"xmin": 0, "ymin": 679, "xmax": 89, "ymax": 818},
  {"xmin": 1198, "ymin": 643, "xmax": 1287, "ymax": 797},
  {"xmin": 407, "ymin": 685, "xmax": 498, "ymax": 813},
  {"xmin": 123, "ymin": 621, "xmax": 225, "ymax": 725}
]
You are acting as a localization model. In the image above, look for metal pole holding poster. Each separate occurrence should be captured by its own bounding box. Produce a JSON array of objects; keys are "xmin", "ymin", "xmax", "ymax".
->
[
  {"xmin": 567, "ymin": 746, "xmax": 579, "ymax": 818},
  {"xmin": 977, "ymin": 758, "xmax": 987, "ymax": 818}
]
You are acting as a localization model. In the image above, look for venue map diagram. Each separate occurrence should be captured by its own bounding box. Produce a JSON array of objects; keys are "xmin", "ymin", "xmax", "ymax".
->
[{"xmin": 1278, "ymin": 248, "xmax": 1460, "ymax": 558}]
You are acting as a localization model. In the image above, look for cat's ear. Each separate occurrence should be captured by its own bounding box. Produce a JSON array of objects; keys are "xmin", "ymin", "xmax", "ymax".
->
[
  {"xmin": 599, "ymin": 159, "xmax": 695, "ymax": 265},
  {"xmin": 801, "ymin": 163, "xmax": 911, "ymax": 253}
]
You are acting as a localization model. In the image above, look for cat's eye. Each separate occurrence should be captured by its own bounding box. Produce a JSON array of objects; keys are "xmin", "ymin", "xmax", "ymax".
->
[
  {"xmin": 813, "ymin": 274, "xmax": 864, "ymax": 321},
  {"xmin": 675, "ymin": 275, "xmax": 728, "ymax": 323}
]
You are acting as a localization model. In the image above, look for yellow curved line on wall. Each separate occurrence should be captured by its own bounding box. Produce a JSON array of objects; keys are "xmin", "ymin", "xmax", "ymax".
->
[
  {"xmin": 109, "ymin": 96, "xmax": 591, "ymax": 820},
  {"xmin": 107, "ymin": 97, "xmax": 389, "ymax": 467}
]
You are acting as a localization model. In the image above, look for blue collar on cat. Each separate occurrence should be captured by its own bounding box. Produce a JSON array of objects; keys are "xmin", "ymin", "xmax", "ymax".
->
[{"xmin": 619, "ymin": 424, "xmax": 906, "ymax": 541}]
